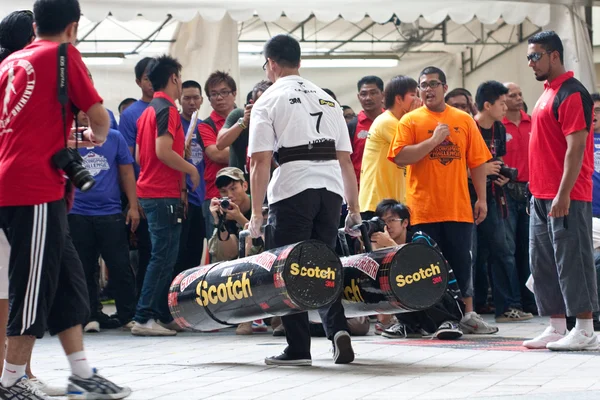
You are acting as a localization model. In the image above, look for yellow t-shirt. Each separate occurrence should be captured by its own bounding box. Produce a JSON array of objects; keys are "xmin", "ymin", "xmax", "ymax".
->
[
  {"xmin": 359, "ymin": 110, "xmax": 406, "ymax": 212},
  {"xmin": 387, "ymin": 105, "xmax": 491, "ymax": 225}
]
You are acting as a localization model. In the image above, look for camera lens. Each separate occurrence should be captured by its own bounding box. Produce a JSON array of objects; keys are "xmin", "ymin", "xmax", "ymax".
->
[
  {"xmin": 52, "ymin": 148, "xmax": 95, "ymax": 192},
  {"xmin": 220, "ymin": 198, "xmax": 230, "ymax": 209}
]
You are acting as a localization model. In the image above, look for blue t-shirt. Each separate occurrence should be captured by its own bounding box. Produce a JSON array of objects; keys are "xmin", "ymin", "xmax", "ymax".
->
[
  {"xmin": 70, "ymin": 129, "xmax": 134, "ymax": 216},
  {"xmin": 181, "ymin": 115, "xmax": 206, "ymax": 206},
  {"xmin": 107, "ymin": 108, "xmax": 118, "ymax": 130},
  {"xmin": 593, "ymin": 132, "xmax": 600, "ymax": 216},
  {"xmin": 118, "ymin": 99, "xmax": 149, "ymax": 178}
]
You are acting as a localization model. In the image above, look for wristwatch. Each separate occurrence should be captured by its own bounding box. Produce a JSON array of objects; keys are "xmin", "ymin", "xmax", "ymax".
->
[{"xmin": 237, "ymin": 117, "xmax": 247, "ymax": 130}]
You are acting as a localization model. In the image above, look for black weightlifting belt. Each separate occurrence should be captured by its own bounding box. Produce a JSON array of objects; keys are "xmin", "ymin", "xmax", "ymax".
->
[{"xmin": 275, "ymin": 140, "xmax": 337, "ymax": 165}]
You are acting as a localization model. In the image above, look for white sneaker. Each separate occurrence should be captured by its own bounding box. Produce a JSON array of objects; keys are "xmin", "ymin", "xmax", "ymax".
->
[
  {"xmin": 122, "ymin": 321, "xmax": 135, "ymax": 330},
  {"xmin": 523, "ymin": 326, "xmax": 567, "ymax": 349},
  {"xmin": 28, "ymin": 377, "xmax": 66, "ymax": 396},
  {"xmin": 460, "ymin": 312, "xmax": 499, "ymax": 334},
  {"xmin": 131, "ymin": 320, "xmax": 177, "ymax": 336},
  {"xmin": 546, "ymin": 328, "xmax": 599, "ymax": 351},
  {"xmin": 83, "ymin": 321, "xmax": 100, "ymax": 333},
  {"xmin": 157, "ymin": 320, "xmax": 185, "ymax": 332}
]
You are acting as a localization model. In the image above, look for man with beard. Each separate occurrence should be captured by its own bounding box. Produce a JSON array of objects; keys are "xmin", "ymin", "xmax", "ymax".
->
[{"xmin": 523, "ymin": 31, "xmax": 598, "ymax": 351}]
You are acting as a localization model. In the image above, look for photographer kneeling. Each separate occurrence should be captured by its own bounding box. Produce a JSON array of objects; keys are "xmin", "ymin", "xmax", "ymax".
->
[
  {"xmin": 369, "ymin": 199, "xmax": 466, "ymax": 340},
  {"xmin": 208, "ymin": 167, "xmax": 268, "ymax": 334},
  {"xmin": 208, "ymin": 167, "xmax": 251, "ymax": 261}
]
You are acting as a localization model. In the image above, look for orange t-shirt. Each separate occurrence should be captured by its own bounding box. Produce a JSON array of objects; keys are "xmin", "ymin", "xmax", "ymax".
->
[{"xmin": 387, "ymin": 105, "xmax": 491, "ymax": 225}]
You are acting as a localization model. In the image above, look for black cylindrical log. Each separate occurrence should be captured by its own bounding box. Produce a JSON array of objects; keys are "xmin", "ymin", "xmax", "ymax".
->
[
  {"xmin": 168, "ymin": 240, "xmax": 343, "ymax": 331},
  {"xmin": 338, "ymin": 243, "xmax": 449, "ymax": 317}
]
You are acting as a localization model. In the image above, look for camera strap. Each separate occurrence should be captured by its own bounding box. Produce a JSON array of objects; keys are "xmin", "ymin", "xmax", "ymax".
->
[{"xmin": 57, "ymin": 43, "xmax": 70, "ymax": 149}]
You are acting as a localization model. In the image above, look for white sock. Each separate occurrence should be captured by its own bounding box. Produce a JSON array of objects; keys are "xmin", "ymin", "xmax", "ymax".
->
[
  {"xmin": 67, "ymin": 351, "xmax": 94, "ymax": 379},
  {"xmin": 461, "ymin": 311, "xmax": 476, "ymax": 320},
  {"xmin": 575, "ymin": 318, "xmax": 594, "ymax": 336},
  {"xmin": 1, "ymin": 361, "xmax": 26, "ymax": 388},
  {"xmin": 549, "ymin": 318, "xmax": 567, "ymax": 335}
]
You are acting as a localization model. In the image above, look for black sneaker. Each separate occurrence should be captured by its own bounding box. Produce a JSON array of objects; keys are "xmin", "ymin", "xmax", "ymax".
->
[
  {"xmin": 0, "ymin": 376, "xmax": 51, "ymax": 399},
  {"xmin": 434, "ymin": 321, "xmax": 463, "ymax": 340},
  {"xmin": 333, "ymin": 331, "xmax": 354, "ymax": 364},
  {"xmin": 382, "ymin": 323, "xmax": 422, "ymax": 339},
  {"xmin": 264, "ymin": 352, "xmax": 312, "ymax": 366},
  {"xmin": 67, "ymin": 369, "xmax": 131, "ymax": 399},
  {"xmin": 97, "ymin": 313, "xmax": 123, "ymax": 330}
]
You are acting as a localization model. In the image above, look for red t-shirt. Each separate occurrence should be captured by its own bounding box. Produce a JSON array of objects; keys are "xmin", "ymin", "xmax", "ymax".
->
[
  {"xmin": 530, "ymin": 71, "xmax": 594, "ymax": 201},
  {"xmin": 136, "ymin": 91, "xmax": 185, "ymax": 199},
  {"xmin": 0, "ymin": 41, "xmax": 102, "ymax": 206},
  {"xmin": 502, "ymin": 110, "xmax": 531, "ymax": 182},
  {"xmin": 351, "ymin": 110, "xmax": 380, "ymax": 189},
  {"xmin": 199, "ymin": 110, "xmax": 227, "ymax": 199}
]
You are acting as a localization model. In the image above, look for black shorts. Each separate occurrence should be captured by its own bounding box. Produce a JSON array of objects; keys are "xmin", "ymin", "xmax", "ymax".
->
[
  {"xmin": 0, "ymin": 200, "xmax": 89, "ymax": 338},
  {"xmin": 411, "ymin": 222, "xmax": 474, "ymax": 298}
]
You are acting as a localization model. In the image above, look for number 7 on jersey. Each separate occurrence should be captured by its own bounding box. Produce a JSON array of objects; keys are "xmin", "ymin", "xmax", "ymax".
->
[{"xmin": 310, "ymin": 111, "xmax": 323, "ymax": 134}]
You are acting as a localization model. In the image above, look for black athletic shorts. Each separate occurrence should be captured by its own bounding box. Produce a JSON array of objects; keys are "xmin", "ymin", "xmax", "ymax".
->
[{"xmin": 0, "ymin": 200, "xmax": 89, "ymax": 338}]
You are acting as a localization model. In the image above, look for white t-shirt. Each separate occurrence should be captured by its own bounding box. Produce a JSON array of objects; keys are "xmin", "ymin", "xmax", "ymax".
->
[{"xmin": 248, "ymin": 75, "xmax": 352, "ymax": 204}]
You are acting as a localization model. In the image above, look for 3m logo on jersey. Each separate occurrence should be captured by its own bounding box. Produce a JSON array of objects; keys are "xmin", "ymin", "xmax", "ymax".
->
[
  {"xmin": 0, "ymin": 58, "xmax": 36, "ymax": 136},
  {"xmin": 196, "ymin": 272, "xmax": 253, "ymax": 306},
  {"xmin": 396, "ymin": 263, "xmax": 442, "ymax": 287},
  {"xmin": 82, "ymin": 152, "xmax": 110, "ymax": 177}
]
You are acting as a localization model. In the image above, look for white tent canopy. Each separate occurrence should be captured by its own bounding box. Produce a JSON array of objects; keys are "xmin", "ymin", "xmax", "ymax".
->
[
  {"xmin": 1, "ymin": 0, "xmax": 565, "ymax": 24},
  {"xmin": 2, "ymin": 0, "xmax": 592, "ymax": 117}
]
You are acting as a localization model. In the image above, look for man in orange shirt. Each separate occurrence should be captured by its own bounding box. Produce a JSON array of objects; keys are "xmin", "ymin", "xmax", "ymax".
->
[{"xmin": 388, "ymin": 66, "xmax": 500, "ymax": 334}]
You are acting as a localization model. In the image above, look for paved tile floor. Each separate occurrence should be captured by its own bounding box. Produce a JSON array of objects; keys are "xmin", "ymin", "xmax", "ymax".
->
[{"xmin": 30, "ymin": 314, "xmax": 600, "ymax": 400}]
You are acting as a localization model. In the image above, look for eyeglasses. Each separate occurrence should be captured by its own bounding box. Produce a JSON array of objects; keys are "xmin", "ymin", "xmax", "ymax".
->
[
  {"xmin": 262, "ymin": 60, "xmax": 268, "ymax": 71},
  {"xmin": 419, "ymin": 80, "xmax": 444, "ymax": 90},
  {"xmin": 526, "ymin": 52, "xmax": 551, "ymax": 63},
  {"xmin": 382, "ymin": 218, "xmax": 403, "ymax": 226},
  {"xmin": 209, "ymin": 90, "xmax": 232, "ymax": 99}
]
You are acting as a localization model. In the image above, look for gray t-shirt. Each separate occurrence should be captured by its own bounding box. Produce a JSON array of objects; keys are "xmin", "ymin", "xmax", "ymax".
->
[{"xmin": 223, "ymin": 108, "xmax": 248, "ymax": 174}]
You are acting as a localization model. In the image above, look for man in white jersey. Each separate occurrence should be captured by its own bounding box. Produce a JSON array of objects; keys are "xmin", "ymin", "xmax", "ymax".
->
[{"xmin": 248, "ymin": 34, "xmax": 361, "ymax": 366}]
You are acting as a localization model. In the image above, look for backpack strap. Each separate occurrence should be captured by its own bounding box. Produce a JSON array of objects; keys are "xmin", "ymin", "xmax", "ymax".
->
[
  {"xmin": 196, "ymin": 116, "xmax": 218, "ymax": 151},
  {"xmin": 347, "ymin": 116, "xmax": 358, "ymax": 148}
]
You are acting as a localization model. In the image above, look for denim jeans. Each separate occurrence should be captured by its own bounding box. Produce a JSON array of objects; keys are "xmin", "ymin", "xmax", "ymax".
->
[
  {"xmin": 135, "ymin": 198, "xmax": 182, "ymax": 324},
  {"xmin": 474, "ymin": 196, "xmax": 522, "ymax": 316},
  {"xmin": 505, "ymin": 194, "xmax": 536, "ymax": 309}
]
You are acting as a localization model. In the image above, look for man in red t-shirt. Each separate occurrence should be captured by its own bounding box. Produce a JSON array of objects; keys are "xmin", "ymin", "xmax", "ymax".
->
[
  {"xmin": 348, "ymin": 76, "xmax": 384, "ymax": 191},
  {"xmin": 133, "ymin": 55, "xmax": 200, "ymax": 337},
  {"xmin": 523, "ymin": 31, "xmax": 599, "ymax": 352},
  {"xmin": 198, "ymin": 71, "xmax": 237, "ymax": 239},
  {"xmin": 0, "ymin": 1, "xmax": 130, "ymax": 398},
  {"xmin": 501, "ymin": 82, "xmax": 536, "ymax": 314}
]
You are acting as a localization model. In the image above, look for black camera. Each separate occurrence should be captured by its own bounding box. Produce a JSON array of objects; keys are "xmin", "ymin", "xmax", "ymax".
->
[
  {"xmin": 353, "ymin": 217, "xmax": 386, "ymax": 237},
  {"xmin": 488, "ymin": 157, "xmax": 518, "ymax": 182},
  {"xmin": 52, "ymin": 148, "xmax": 95, "ymax": 192},
  {"xmin": 219, "ymin": 197, "xmax": 231, "ymax": 209}
]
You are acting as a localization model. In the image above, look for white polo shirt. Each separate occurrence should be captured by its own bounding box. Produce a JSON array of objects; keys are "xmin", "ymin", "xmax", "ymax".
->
[{"xmin": 248, "ymin": 75, "xmax": 352, "ymax": 204}]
